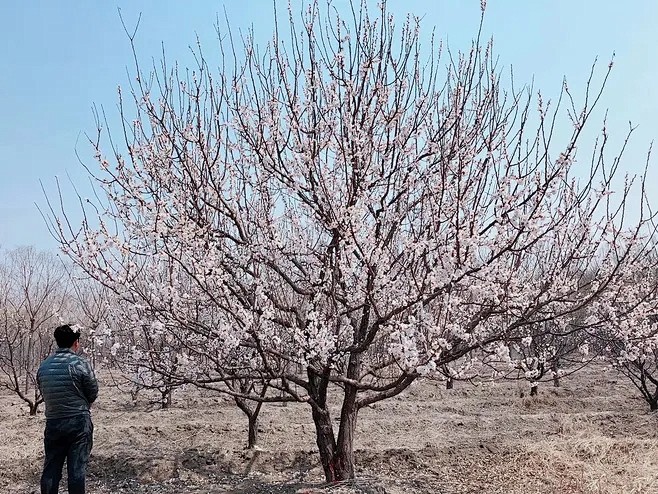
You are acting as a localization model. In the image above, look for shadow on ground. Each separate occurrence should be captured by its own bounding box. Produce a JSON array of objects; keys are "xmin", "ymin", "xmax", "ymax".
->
[{"xmin": 87, "ymin": 449, "xmax": 391, "ymax": 494}]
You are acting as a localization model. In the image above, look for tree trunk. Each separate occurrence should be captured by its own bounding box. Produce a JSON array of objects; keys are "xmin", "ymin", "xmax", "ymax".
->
[
  {"xmin": 308, "ymin": 348, "xmax": 362, "ymax": 483},
  {"xmin": 235, "ymin": 397, "xmax": 263, "ymax": 449},
  {"xmin": 15, "ymin": 387, "xmax": 39, "ymax": 416},
  {"xmin": 331, "ymin": 351, "xmax": 363, "ymax": 481},
  {"xmin": 552, "ymin": 360, "xmax": 560, "ymax": 387},
  {"xmin": 334, "ymin": 411, "xmax": 358, "ymax": 479},
  {"xmin": 310, "ymin": 405, "xmax": 358, "ymax": 482},
  {"xmin": 650, "ymin": 399, "xmax": 658, "ymax": 412},
  {"xmin": 161, "ymin": 387, "xmax": 172, "ymax": 409},
  {"xmin": 446, "ymin": 377, "xmax": 454, "ymax": 389},
  {"xmin": 335, "ymin": 366, "xmax": 359, "ymax": 480},
  {"xmin": 248, "ymin": 413, "xmax": 259, "ymax": 449},
  {"xmin": 308, "ymin": 364, "xmax": 356, "ymax": 483},
  {"xmin": 312, "ymin": 405, "xmax": 340, "ymax": 482},
  {"xmin": 530, "ymin": 384, "xmax": 538, "ymax": 396}
]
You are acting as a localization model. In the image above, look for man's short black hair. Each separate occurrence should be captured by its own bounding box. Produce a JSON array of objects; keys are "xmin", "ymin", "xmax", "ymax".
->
[{"xmin": 54, "ymin": 324, "xmax": 80, "ymax": 349}]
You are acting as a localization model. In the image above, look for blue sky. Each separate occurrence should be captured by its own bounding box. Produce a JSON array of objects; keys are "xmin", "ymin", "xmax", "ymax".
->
[{"xmin": 1, "ymin": 1, "xmax": 656, "ymax": 250}]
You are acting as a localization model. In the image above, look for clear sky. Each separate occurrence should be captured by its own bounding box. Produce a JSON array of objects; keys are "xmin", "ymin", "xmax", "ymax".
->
[{"xmin": 1, "ymin": 1, "xmax": 656, "ymax": 250}]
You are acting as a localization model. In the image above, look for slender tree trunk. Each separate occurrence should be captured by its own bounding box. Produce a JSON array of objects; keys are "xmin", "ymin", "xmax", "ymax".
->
[
  {"xmin": 235, "ymin": 397, "xmax": 263, "ymax": 449},
  {"xmin": 552, "ymin": 360, "xmax": 560, "ymax": 387},
  {"xmin": 248, "ymin": 413, "xmax": 259, "ymax": 449},
  {"xmin": 15, "ymin": 387, "xmax": 39, "ymax": 416},
  {"xmin": 441, "ymin": 365, "xmax": 453, "ymax": 389},
  {"xmin": 161, "ymin": 387, "xmax": 172, "ymax": 409},
  {"xmin": 530, "ymin": 365, "xmax": 545, "ymax": 397},
  {"xmin": 650, "ymin": 399, "xmax": 658, "ymax": 412}
]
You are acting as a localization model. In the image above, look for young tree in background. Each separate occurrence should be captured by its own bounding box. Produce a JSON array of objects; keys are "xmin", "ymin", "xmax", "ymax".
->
[
  {"xmin": 45, "ymin": 0, "xmax": 658, "ymax": 481},
  {"xmin": 0, "ymin": 247, "xmax": 71, "ymax": 415},
  {"xmin": 98, "ymin": 256, "xmax": 278, "ymax": 446},
  {"xmin": 508, "ymin": 325, "xmax": 591, "ymax": 396}
]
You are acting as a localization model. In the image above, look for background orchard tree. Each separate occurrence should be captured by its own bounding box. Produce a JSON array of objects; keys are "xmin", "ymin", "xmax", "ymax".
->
[
  {"xmin": 0, "ymin": 247, "xmax": 71, "ymax": 415},
  {"xmin": 98, "ymin": 292, "xmax": 186, "ymax": 410},
  {"xmin": 46, "ymin": 0, "xmax": 658, "ymax": 481},
  {"xmin": 610, "ymin": 343, "xmax": 658, "ymax": 411},
  {"xmin": 508, "ymin": 322, "xmax": 592, "ymax": 396},
  {"xmin": 168, "ymin": 307, "xmax": 277, "ymax": 450},
  {"xmin": 596, "ymin": 252, "xmax": 658, "ymax": 411},
  {"xmin": 434, "ymin": 352, "xmax": 488, "ymax": 390},
  {"xmin": 117, "ymin": 257, "xmax": 281, "ymax": 446},
  {"xmin": 84, "ymin": 251, "xmax": 275, "ymax": 447},
  {"xmin": 68, "ymin": 271, "xmax": 112, "ymax": 368}
]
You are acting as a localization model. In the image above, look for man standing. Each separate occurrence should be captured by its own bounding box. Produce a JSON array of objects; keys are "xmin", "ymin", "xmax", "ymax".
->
[{"xmin": 37, "ymin": 324, "xmax": 98, "ymax": 494}]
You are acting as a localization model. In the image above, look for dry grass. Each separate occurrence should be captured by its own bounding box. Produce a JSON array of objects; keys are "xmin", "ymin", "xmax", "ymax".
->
[
  {"xmin": 513, "ymin": 414, "xmax": 658, "ymax": 494},
  {"xmin": 2, "ymin": 364, "xmax": 658, "ymax": 493}
]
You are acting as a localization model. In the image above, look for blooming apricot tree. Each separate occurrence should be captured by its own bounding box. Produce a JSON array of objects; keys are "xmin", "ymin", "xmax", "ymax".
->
[
  {"xmin": 595, "ymin": 254, "xmax": 658, "ymax": 410},
  {"xmin": 510, "ymin": 329, "xmax": 591, "ymax": 395},
  {"xmin": 46, "ymin": 0, "xmax": 657, "ymax": 481}
]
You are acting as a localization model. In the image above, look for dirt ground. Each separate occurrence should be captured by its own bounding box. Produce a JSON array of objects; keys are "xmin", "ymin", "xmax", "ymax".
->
[{"xmin": 2, "ymin": 364, "xmax": 658, "ymax": 494}]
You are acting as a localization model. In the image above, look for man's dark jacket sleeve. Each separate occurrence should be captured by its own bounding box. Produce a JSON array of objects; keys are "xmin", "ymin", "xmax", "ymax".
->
[{"xmin": 80, "ymin": 359, "xmax": 98, "ymax": 404}]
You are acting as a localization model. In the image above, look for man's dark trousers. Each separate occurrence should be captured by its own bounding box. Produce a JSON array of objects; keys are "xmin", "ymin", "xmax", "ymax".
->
[{"xmin": 40, "ymin": 414, "xmax": 93, "ymax": 494}]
